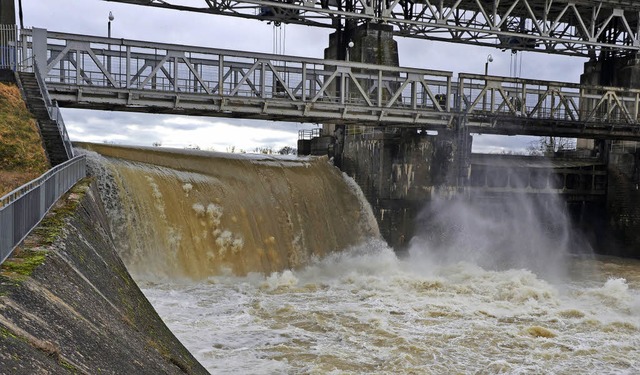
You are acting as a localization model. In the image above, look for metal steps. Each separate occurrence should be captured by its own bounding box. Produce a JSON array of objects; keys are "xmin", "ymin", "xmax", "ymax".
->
[{"xmin": 17, "ymin": 72, "xmax": 69, "ymax": 167}]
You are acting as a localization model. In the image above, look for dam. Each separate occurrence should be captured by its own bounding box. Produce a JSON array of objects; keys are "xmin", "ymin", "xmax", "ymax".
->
[
  {"xmin": 79, "ymin": 143, "xmax": 380, "ymax": 278},
  {"xmin": 82, "ymin": 144, "xmax": 640, "ymax": 373},
  {"xmin": 1, "ymin": 0, "xmax": 640, "ymax": 372}
]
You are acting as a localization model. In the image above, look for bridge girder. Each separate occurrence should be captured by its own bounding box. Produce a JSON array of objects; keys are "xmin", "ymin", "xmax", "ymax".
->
[
  {"xmin": 19, "ymin": 28, "xmax": 640, "ymax": 140},
  {"xmin": 105, "ymin": 0, "xmax": 640, "ymax": 58}
]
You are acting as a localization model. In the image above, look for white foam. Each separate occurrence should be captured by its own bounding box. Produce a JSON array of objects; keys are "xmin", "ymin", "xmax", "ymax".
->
[{"xmin": 139, "ymin": 251, "xmax": 640, "ymax": 374}]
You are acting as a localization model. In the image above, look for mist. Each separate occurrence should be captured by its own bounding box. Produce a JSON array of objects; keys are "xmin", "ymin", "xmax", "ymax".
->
[{"xmin": 407, "ymin": 159, "xmax": 592, "ymax": 281}]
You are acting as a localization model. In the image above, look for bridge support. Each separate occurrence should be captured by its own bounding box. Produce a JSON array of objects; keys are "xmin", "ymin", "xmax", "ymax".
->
[
  {"xmin": 0, "ymin": 0, "xmax": 15, "ymax": 25},
  {"xmin": 319, "ymin": 24, "xmax": 466, "ymax": 249},
  {"xmin": 580, "ymin": 55, "xmax": 640, "ymax": 257},
  {"xmin": 339, "ymin": 129, "xmax": 459, "ymax": 248},
  {"xmin": 322, "ymin": 22, "xmax": 399, "ymax": 137}
]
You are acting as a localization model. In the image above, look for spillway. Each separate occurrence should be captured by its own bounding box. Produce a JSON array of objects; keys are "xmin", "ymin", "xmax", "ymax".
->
[{"xmin": 79, "ymin": 144, "xmax": 379, "ymax": 279}]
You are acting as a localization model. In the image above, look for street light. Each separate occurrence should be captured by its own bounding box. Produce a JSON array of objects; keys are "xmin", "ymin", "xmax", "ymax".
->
[
  {"xmin": 107, "ymin": 12, "xmax": 114, "ymax": 78},
  {"xmin": 346, "ymin": 40, "xmax": 354, "ymax": 62},
  {"xmin": 108, "ymin": 11, "xmax": 114, "ymax": 38},
  {"xmin": 483, "ymin": 54, "xmax": 493, "ymax": 111},
  {"xmin": 484, "ymin": 54, "xmax": 493, "ymax": 76}
]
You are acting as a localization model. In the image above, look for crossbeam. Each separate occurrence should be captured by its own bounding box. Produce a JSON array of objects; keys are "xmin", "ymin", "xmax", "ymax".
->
[
  {"xmin": 105, "ymin": 0, "xmax": 640, "ymax": 57},
  {"xmin": 18, "ymin": 28, "xmax": 640, "ymax": 140}
]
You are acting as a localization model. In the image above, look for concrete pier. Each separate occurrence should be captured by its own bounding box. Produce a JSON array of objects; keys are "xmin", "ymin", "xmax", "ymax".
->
[{"xmin": 580, "ymin": 55, "xmax": 640, "ymax": 257}]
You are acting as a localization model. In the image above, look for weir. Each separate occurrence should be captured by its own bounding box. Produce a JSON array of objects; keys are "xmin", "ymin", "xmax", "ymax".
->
[
  {"xmin": 8, "ymin": 24, "xmax": 640, "ymax": 256},
  {"xmin": 4, "ymin": 2, "xmax": 640, "ymax": 373},
  {"xmin": 79, "ymin": 143, "xmax": 379, "ymax": 277}
]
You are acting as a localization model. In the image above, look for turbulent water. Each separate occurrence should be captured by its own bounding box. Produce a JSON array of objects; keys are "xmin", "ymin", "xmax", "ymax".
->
[
  {"xmin": 138, "ymin": 246, "xmax": 640, "ymax": 374},
  {"xmin": 83, "ymin": 144, "xmax": 640, "ymax": 374},
  {"xmin": 80, "ymin": 143, "xmax": 378, "ymax": 278}
]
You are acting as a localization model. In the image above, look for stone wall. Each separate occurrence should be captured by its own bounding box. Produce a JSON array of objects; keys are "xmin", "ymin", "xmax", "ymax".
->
[{"xmin": 580, "ymin": 56, "xmax": 640, "ymax": 258}]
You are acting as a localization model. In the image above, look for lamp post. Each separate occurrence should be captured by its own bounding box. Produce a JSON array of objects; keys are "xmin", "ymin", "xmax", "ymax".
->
[
  {"xmin": 483, "ymin": 54, "xmax": 493, "ymax": 111},
  {"xmin": 107, "ymin": 12, "xmax": 114, "ymax": 81},
  {"xmin": 346, "ymin": 40, "xmax": 354, "ymax": 62},
  {"xmin": 484, "ymin": 54, "xmax": 493, "ymax": 76},
  {"xmin": 108, "ymin": 11, "xmax": 114, "ymax": 38}
]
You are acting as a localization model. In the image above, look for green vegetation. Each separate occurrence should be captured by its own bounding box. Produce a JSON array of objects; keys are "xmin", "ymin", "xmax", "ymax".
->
[
  {"xmin": 0, "ymin": 326, "xmax": 17, "ymax": 339},
  {"xmin": 59, "ymin": 359, "xmax": 78, "ymax": 373},
  {"xmin": 1, "ymin": 250, "xmax": 48, "ymax": 281},
  {"xmin": 0, "ymin": 82, "xmax": 49, "ymax": 196},
  {"xmin": 32, "ymin": 178, "xmax": 92, "ymax": 246}
]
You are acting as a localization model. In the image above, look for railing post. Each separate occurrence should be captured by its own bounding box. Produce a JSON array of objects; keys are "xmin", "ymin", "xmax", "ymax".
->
[{"xmin": 0, "ymin": 204, "xmax": 13, "ymax": 263}]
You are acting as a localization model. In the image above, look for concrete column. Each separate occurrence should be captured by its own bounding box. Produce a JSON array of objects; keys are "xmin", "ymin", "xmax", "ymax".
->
[
  {"xmin": 581, "ymin": 54, "xmax": 640, "ymax": 257},
  {"xmin": 323, "ymin": 23, "xmax": 399, "ymax": 136},
  {"xmin": 32, "ymin": 28, "xmax": 48, "ymax": 76},
  {"xmin": 0, "ymin": 0, "xmax": 16, "ymax": 25}
]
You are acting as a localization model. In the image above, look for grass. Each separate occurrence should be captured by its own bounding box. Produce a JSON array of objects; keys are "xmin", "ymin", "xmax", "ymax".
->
[
  {"xmin": 0, "ymin": 82, "xmax": 49, "ymax": 196},
  {"xmin": 33, "ymin": 179, "xmax": 92, "ymax": 245},
  {"xmin": 1, "ymin": 250, "xmax": 48, "ymax": 282}
]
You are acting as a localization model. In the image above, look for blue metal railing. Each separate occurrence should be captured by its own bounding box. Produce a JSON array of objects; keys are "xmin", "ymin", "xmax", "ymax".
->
[{"xmin": 0, "ymin": 155, "xmax": 86, "ymax": 265}]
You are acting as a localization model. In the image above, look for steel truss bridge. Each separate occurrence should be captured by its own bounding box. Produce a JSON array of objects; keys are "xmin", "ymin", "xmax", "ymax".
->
[
  {"xmin": 106, "ymin": 0, "xmax": 640, "ymax": 58},
  {"xmin": 20, "ymin": 29, "xmax": 640, "ymax": 140}
]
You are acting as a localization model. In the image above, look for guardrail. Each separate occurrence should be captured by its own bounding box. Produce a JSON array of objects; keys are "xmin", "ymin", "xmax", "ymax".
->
[
  {"xmin": 0, "ymin": 155, "xmax": 86, "ymax": 265},
  {"xmin": 32, "ymin": 58, "xmax": 74, "ymax": 159},
  {"xmin": 0, "ymin": 24, "xmax": 17, "ymax": 70}
]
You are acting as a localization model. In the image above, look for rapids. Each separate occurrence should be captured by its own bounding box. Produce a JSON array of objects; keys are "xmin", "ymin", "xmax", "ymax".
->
[
  {"xmin": 138, "ymin": 244, "xmax": 640, "ymax": 374},
  {"xmin": 82, "ymin": 144, "xmax": 640, "ymax": 374}
]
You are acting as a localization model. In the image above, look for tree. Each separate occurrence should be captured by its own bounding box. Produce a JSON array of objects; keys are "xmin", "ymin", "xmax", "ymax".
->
[
  {"xmin": 254, "ymin": 147, "xmax": 273, "ymax": 154},
  {"xmin": 527, "ymin": 137, "xmax": 575, "ymax": 156},
  {"xmin": 277, "ymin": 146, "xmax": 297, "ymax": 155}
]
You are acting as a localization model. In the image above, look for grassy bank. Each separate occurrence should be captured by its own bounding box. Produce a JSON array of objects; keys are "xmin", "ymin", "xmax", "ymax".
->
[{"xmin": 0, "ymin": 82, "xmax": 48, "ymax": 196}]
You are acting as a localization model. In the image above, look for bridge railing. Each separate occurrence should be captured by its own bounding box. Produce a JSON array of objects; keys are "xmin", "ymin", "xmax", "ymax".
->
[
  {"xmin": 0, "ymin": 24, "xmax": 18, "ymax": 70},
  {"xmin": 21, "ymin": 28, "xmax": 455, "ymax": 126},
  {"xmin": 0, "ymin": 155, "xmax": 86, "ymax": 265},
  {"xmin": 17, "ymin": 28, "xmax": 640, "ymax": 136},
  {"xmin": 458, "ymin": 73, "xmax": 640, "ymax": 126}
]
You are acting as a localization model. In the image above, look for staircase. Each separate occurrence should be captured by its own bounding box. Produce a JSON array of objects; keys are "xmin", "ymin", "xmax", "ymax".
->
[{"xmin": 17, "ymin": 72, "xmax": 70, "ymax": 167}]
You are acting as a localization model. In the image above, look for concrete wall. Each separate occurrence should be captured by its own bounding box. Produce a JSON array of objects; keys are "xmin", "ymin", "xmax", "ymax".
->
[
  {"xmin": 0, "ymin": 180, "xmax": 208, "ymax": 374},
  {"xmin": 341, "ymin": 129, "xmax": 456, "ymax": 249},
  {"xmin": 0, "ymin": 1, "xmax": 15, "ymax": 25},
  {"xmin": 605, "ymin": 149, "xmax": 640, "ymax": 257},
  {"xmin": 580, "ymin": 56, "xmax": 640, "ymax": 257}
]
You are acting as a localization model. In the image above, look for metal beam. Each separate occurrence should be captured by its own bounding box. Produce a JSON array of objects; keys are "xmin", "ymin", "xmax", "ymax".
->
[
  {"xmin": 105, "ymin": 0, "xmax": 640, "ymax": 57},
  {"xmin": 17, "ymin": 28, "xmax": 640, "ymax": 140}
]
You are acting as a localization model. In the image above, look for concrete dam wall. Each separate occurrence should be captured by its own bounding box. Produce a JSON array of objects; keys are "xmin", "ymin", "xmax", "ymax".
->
[{"xmin": 0, "ymin": 180, "xmax": 207, "ymax": 374}]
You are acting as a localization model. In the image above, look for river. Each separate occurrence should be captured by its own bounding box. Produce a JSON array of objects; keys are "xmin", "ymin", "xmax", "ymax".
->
[
  {"xmin": 138, "ymin": 245, "xmax": 640, "ymax": 374},
  {"xmin": 82, "ymin": 144, "xmax": 640, "ymax": 374}
]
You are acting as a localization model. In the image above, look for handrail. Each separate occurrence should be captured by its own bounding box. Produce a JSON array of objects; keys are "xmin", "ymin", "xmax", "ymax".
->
[
  {"xmin": 51, "ymin": 100, "xmax": 74, "ymax": 159},
  {"xmin": 0, "ymin": 155, "xmax": 86, "ymax": 265},
  {"xmin": 32, "ymin": 59, "xmax": 74, "ymax": 159}
]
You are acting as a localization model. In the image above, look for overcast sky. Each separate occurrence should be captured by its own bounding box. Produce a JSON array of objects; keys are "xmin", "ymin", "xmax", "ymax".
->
[{"xmin": 21, "ymin": 0, "xmax": 588, "ymax": 153}]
